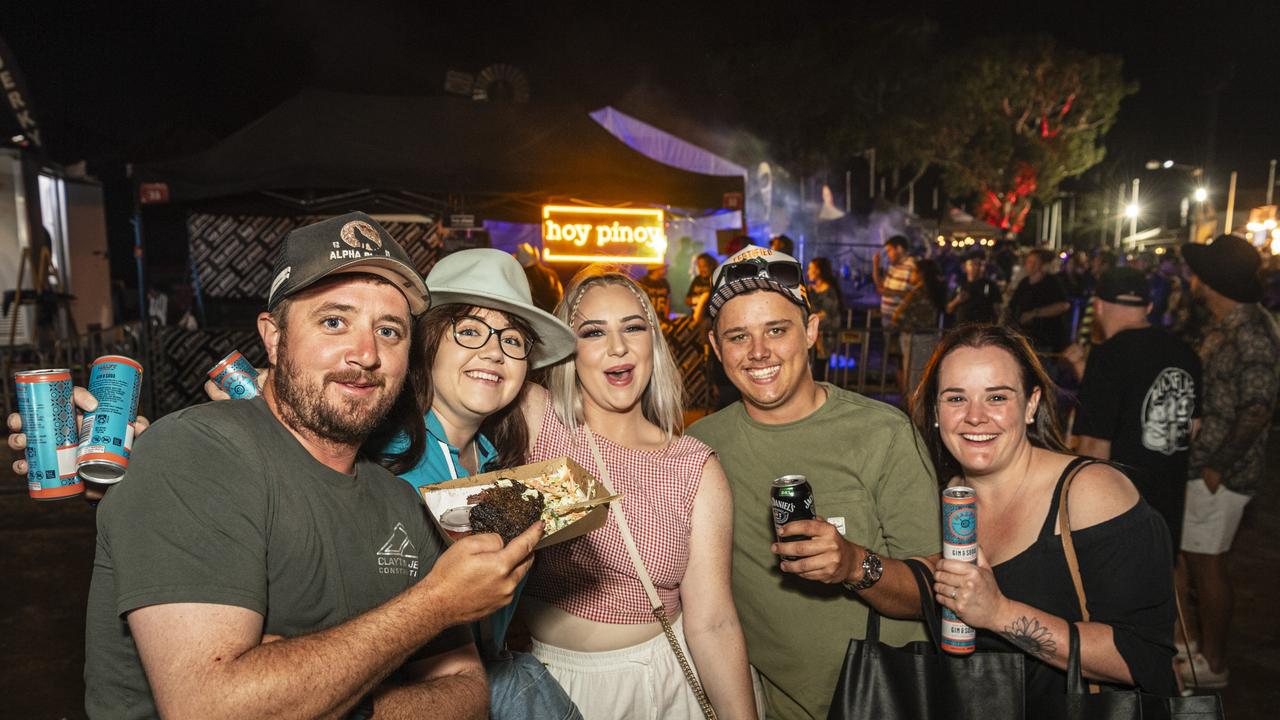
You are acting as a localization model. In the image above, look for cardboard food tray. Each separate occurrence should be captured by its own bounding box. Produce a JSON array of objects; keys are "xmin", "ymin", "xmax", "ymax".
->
[{"xmin": 419, "ymin": 456, "xmax": 609, "ymax": 550}]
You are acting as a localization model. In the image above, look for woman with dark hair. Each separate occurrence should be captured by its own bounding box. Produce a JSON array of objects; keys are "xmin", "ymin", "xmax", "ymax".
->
[
  {"xmin": 376, "ymin": 249, "xmax": 583, "ymax": 719},
  {"xmin": 909, "ymin": 323, "xmax": 1177, "ymax": 700},
  {"xmin": 807, "ymin": 257, "xmax": 844, "ymax": 381},
  {"xmin": 894, "ymin": 258, "xmax": 946, "ymax": 401}
]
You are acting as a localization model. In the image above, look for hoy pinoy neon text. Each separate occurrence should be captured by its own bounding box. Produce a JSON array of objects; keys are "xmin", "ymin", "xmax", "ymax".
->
[{"xmin": 543, "ymin": 219, "xmax": 665, "ymax": 249}]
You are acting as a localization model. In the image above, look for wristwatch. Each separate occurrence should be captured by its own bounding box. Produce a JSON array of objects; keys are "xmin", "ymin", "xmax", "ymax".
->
[{"xmin": 842, "ymin": 550, "xmax": 883, "ymax": 592}]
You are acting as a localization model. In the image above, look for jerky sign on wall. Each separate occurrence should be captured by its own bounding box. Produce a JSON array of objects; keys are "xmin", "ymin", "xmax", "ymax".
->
[{"xmin": 541, "ymin": 205, "xmax": 667, "ymax": 265}]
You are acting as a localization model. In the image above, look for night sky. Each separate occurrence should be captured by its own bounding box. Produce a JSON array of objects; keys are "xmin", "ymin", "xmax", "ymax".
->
[{"xmin": 2, "ymin": 0, "xmax": 1277, "ymax": 191}]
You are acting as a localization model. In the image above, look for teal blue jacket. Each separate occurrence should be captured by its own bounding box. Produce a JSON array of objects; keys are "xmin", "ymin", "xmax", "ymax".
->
[{"xmin": 384, "ymin": 410, "xmax": 523, "ymax": 657}]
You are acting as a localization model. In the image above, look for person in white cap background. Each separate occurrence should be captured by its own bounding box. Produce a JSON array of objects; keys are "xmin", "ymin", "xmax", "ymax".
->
[
  {"xmin": 687, "ymin": 245, "xmax": 939, "ymax": 719},
  {"xmin": 76, "ymin": 213, "xmax": 539, "ymax": 719}
]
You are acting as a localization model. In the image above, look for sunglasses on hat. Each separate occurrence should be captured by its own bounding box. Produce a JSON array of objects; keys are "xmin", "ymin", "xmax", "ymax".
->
[{"xmin": 714, "ymin": 257, "xmax": 804, "ymax": 291}]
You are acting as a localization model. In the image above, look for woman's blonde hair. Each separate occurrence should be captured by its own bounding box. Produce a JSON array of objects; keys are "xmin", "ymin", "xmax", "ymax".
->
[{"xmin": 548, "ymin": 265, "xmax": 685, "ymax": 439}]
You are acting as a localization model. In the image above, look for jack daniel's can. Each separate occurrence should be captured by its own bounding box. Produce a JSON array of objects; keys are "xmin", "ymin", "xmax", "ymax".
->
[{"xmin": 771, "ymin": 475, "xmax": 816, "ymax": 559}]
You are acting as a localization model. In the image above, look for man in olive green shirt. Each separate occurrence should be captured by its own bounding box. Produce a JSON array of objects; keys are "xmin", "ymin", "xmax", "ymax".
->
[
  {"xmin": 689, "ymin": 246, "xmax": 941, "ymax": 720},
  {"xmin": 82, "ymin": 214, "xmax": 541, "ymax": 719}
]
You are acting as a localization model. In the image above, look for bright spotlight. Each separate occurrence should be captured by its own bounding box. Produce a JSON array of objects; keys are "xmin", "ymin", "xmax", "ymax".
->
[
  {"xmin": 1124, "ymin": 203, "xmax": 1140, "ymax": 219},
  {"xmin": 1163, "ymin": 160, "xmax": 1174, "ymax": 169},
  {"xmin": 1193, "ymin": 188, "xmax": 1208, "ymax": 203}
]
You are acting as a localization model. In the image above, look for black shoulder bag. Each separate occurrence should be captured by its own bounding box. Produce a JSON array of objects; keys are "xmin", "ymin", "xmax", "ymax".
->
[{"xmin": 826, "ymin": 558, "xmax": 1026, "ymax": 720}]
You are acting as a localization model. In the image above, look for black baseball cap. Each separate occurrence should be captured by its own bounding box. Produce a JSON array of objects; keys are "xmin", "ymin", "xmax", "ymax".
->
[
  {"xmin": 1181, "ymin": 234, "xmax": 1263, "ymax": 303},
  {"xmin": 267, "ymin": 212, "xmax": 430, "ymax": 315},
  {"xmin": 1095, "ymin": 266, "xmax": 1150, "ymax": 306}
]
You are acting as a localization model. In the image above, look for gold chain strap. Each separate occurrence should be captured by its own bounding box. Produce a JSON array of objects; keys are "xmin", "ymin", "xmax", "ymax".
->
[{"xmin": 653, "ymin": 605, "xmax": 719, "ymax": 720}]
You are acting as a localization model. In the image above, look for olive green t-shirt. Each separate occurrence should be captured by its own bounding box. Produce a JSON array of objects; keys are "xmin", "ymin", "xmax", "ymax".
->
[
  {"xmin": 687, "ymin": 384, "xmax": 941, "ymax": 720},
  {"xmin": 84, "ymin": 397, "xmax": 468, "ymax": 720}
]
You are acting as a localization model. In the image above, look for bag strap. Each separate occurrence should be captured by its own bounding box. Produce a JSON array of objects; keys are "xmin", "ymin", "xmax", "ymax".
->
[
  {"xmin": 582, "ymin": 424, "xmax": 719, "ymax": 720},
  {"xmin": 1056, "ymin": 458, "xmax": 1101, "ymax": 695},
  {"xmin": 861, "ymin": 559, "xmax": 940, "ymax": 651},
  {"xmin": 1065, "ymin": 622, "xmax": 1085, "ymax": 695},
  {"xmin": 904, "ymin": 558, "xmax": 943, "ymax": 651}
]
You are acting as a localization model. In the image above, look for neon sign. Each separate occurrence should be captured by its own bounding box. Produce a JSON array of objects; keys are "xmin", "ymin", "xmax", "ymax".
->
[{"xmin": 541, "ymin": 205, "xmax": 667, "ymax": 265}]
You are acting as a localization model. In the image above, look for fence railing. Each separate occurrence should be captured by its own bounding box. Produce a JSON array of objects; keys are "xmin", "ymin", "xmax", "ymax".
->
[{"xmin": 820, "ymin": 308, "xmax": 942, "ymax": 407}]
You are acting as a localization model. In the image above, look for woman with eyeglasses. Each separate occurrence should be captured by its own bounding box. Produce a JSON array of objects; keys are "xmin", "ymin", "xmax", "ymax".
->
[
  {"xmin": 518, "ymin": 265, "xmax": 759, "ymax": 720},
  {"xmin": 372, "ymin": 248, "xmax": 585, "ymax": 720}
]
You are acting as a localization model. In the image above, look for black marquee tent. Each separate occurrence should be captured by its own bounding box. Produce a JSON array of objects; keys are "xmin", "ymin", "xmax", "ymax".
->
[
  {"xmin": 136, "ymin": 89, "xmax": 743, "ymax": 220},
  {"xmin": 129, "ymin": 90, "xmax": 742, "ymax": 418}
]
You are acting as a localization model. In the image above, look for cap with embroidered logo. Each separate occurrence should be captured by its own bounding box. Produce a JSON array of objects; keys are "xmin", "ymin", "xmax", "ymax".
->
[{"xmin": 267, "ymin": 212, "xmax": 430, "ymax": 315}]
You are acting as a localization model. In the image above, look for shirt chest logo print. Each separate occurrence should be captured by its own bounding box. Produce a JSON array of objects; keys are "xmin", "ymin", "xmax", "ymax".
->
[
  {"xmin": 376, "ymin": 522, "xmax": 420, "ymax": 577},
  {"xmin": 1141, "ymin": 367, "xmax": 1195, "ymax": 456}
]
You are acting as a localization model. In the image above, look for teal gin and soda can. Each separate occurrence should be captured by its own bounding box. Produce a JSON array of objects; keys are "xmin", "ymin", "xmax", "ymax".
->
[
  {"xmin": 942, "ymin": 486, "xmax": 977, "ymax": 655},
  {"xmin": 15, "ymin": 369, "xmax": 84, "ymax": 500}
]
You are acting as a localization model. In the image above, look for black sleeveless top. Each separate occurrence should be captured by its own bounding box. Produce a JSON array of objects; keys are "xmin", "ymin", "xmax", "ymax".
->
[{"xmin": 977, "ymin": 458, "xmax": 1178, "ymax": 698}]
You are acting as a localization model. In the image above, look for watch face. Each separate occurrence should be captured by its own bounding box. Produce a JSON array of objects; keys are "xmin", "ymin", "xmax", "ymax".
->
[
  {"xmin": 864, "ymin": 553, "xmax": 883, "ymax": 581},
  {"xmin": 845, "ymin": 552, "xmax": 884, "ymax": 592}
]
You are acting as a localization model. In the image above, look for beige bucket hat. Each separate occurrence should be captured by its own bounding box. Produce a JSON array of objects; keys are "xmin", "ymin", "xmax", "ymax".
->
[{"xmin": 425, "ymin": 248, "xmax": 575, "ymax": 368}]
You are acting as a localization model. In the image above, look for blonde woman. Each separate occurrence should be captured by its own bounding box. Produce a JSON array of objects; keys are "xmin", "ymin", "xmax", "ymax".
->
[{"xmin": 518, "ymin": 266, "xmax": 758, "ymax": 719}]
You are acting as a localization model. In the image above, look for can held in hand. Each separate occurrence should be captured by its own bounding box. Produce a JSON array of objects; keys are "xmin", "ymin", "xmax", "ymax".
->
[
  {"xmin": 207, "ymin": 350, "xmax": 259, "ymax": 400},
  {"xmin": 771, "ymin": 474, "xmax": 816, "ymax": 560},
  {"xmin": 942, "ymin": 486, "xmax": 978, "ymax": 655},
  {"xmin": 15, "ymin": 369, "xmax": 84, "ymax": 500},
  {"xmin": 77, "ymin": 355, "xmax": 143, "ymax": 485}
]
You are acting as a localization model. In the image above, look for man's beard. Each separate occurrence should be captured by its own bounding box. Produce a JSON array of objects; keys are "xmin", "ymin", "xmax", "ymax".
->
[{"xmin": 272, "ymin": 334, "xmax": 402, "ymax": 446}]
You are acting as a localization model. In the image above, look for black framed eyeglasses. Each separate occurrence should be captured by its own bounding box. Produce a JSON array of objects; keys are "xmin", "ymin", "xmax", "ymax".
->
[
  {"xmin": 452, "ymin": 316, "xmax": 534, "ymax": 360},
  {"xmin": 713, "ymin": 257, "xmax": 804, "ymax": 291}
]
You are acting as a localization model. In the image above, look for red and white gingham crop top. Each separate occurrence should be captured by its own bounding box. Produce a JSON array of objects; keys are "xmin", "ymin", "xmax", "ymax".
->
[{"xmin": 523, "ymin": 391, "xmax": 712, "ymax": 624}]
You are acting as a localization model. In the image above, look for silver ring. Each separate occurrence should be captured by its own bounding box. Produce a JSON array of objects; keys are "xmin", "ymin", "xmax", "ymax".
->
[{"xmin": 951, "ymin": 589, "xmax": 957, "ymax": 600}]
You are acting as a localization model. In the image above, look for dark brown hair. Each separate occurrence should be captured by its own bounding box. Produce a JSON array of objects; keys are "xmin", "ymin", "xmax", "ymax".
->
[
  {"xmin": 908, "ymin": 323, "xmax": 1067, "ymax": 483},
  {"xmin": 379, "ymin": 303, "xmax": 537, "ymax": 474}
]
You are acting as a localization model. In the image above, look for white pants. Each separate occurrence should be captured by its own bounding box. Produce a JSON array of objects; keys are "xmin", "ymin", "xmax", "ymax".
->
[
  {"xmin": 532, "ymin": 616, "xmax": 766, "ymax": 720},
  {"xmin": 1181, "ymin": 478, "xmax": 1252, "ymax": 554}
]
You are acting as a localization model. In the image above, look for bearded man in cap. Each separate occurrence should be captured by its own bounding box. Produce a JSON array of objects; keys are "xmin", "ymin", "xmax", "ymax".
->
[
  {"xmin": 83, "ymin": 213, "xmax": 540, "ymax": 719},
  {"xmin": 1065, "ymin": 266, "xmax": 1202, "ymax": 555},
  {"xmin": 687, "ymin": 246, "xmax": 939, "ymax": 719},
  {"xmin": 1175, "ymin": 234, "xmax": 1280, "ymax": 691}
]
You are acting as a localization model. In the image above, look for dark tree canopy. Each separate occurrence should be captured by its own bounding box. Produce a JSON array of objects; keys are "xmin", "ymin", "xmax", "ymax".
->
[{"xmin": 700, "ymin": 21, "xmax": 1134, "ymax": 231}]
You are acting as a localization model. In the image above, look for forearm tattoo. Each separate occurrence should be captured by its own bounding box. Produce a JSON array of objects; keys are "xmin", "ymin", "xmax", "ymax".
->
[{"xmin": 1001, "ymin": 616, "xmax": 1057, "ymax": 660}]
